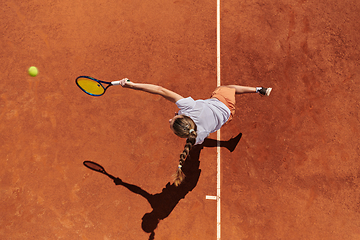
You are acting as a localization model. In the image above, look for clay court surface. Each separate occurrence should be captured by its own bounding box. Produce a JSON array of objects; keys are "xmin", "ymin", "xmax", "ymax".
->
[{"xmin": 1, "ymin": 0, "xmax": 360, "ymax": 239}]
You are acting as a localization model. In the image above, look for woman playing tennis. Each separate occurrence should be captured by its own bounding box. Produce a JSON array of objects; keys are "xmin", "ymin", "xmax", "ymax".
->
[{"xmin": 118, "ymin": 78, "xmax": 272, "ymax": 186}]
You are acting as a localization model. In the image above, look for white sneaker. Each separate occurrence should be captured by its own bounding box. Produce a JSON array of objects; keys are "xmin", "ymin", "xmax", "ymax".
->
[{"xmin": 259, "ymin": 87, "xmax": 272, "ymax": 96}]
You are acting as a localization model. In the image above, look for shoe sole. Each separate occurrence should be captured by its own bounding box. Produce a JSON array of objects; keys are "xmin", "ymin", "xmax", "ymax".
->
[{"xmin": 265, "ymin": 88, "xmax": 272, "ymax": 96}]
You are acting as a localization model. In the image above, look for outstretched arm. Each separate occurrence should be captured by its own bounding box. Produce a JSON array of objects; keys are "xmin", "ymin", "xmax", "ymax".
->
[{"xmin": 118, "ymin": 78, "xmax": 184, "ymax": 103}]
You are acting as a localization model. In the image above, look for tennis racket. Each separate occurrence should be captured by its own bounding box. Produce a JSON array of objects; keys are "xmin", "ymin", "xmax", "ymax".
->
[
  {"xmin": 83, "ymin": 161, "xmax": 116, "ymax": 180},
  {"xmin": 75, "ymin": 76, "xmax": 129, "ymax": 96}
]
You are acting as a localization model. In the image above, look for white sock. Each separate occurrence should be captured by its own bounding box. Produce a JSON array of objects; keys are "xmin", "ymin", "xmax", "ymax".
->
[{"xmin": 256, "ymin": 87, "xmax": 262, "ymax": 93}]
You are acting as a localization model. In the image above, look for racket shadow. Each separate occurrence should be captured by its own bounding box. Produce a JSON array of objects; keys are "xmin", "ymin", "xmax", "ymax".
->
[{"xmin": 112, "ymin": 132, "xmax": 242, "ymax": 239}]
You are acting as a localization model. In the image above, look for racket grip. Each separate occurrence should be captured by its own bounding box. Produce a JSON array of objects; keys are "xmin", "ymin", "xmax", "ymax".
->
[
  {"xmin": 111, "ymin": 80, "xmax": 121, "ymax": 85},
  {"xmin": 111, "ymin": 79, "xmax": 130, "ymax": 85}
]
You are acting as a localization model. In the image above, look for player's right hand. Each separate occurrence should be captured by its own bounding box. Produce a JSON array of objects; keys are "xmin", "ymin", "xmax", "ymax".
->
[{"xmin": 119, "ymin": 78, "xmax": 133, "ymax": 87}]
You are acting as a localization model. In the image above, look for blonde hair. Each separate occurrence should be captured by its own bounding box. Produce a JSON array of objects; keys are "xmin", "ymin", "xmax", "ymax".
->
[{"xmin": 172, "ymin": 115, "xmax": 197, "ymax": 186}]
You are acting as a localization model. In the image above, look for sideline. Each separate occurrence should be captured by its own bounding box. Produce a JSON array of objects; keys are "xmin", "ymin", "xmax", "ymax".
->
[
  {"xmin": 216, "ymin": 0, "xmax": 221, "ymax": 238},
  {"xmin": 206, "ymin": 1, "xmax": 221, "ymax": 238}
]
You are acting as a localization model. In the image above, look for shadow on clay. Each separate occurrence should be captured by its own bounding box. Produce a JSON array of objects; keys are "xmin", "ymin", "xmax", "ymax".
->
[{"xmin": 87, "ymin": 132, "xmax": 242, "ymax": 240}]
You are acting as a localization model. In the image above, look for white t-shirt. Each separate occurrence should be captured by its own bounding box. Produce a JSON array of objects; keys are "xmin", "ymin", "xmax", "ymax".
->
[{"xmin": 176, "ymin": 97, "xmax": 231, "ymax": 145}]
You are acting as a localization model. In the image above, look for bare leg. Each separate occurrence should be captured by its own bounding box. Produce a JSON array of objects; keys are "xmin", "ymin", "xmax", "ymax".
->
[{"xmin": 225, "ymin": 85, "xmax": 257, "ymax": 94}]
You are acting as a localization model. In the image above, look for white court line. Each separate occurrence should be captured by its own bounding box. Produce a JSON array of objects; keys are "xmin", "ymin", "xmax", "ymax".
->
[
  {"xmin": 206, "ymin": 1, "xmax": 221, "ymax": 239},
  {"xmin": 216, "ymin": 0, "xmax": 221, "ymax": 239},
  {"xmin": 206, "ymin": 195, "xmax": 217, "ymax": 200},
  {"xmin": 216, "ymin": 132, "xmax": 221, "ymax": 240}
]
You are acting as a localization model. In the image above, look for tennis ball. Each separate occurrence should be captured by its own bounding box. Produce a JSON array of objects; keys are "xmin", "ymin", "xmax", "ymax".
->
[{"xmin": 28, "ymin": 66, "xmax": 38, "ymax": 77}]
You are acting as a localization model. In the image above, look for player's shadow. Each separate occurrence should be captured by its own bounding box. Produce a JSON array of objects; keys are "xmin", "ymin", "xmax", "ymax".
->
[{"xmin": 113, "ymin": 132, "xmax": 242, "ymax": 240}]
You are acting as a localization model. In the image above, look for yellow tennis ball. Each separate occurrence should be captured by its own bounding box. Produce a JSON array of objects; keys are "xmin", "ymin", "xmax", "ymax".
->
[{"xmin": 28, "ymin": 66, "xmax": 38, "ymax": 77}]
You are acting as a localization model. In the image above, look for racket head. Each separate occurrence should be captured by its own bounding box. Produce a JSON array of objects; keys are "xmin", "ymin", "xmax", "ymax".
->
[
  {"xmin": 83, "ymin": 161, "xmax": 106, "ymax": 173},
  {"xmin": 76, "ymin": 76, "xmax": 109, "ymax": 96}
]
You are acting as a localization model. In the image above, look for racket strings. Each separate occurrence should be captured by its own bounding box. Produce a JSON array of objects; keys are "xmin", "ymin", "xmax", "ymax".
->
[{"xmin": 76, "ymin": 77, "xmax": 105, "ymax": 96}]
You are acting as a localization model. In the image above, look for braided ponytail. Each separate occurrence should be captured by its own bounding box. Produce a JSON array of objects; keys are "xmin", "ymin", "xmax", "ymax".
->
[{"xmin": 172, "ymin": 115, "xmax": 197, "ymax": 186}]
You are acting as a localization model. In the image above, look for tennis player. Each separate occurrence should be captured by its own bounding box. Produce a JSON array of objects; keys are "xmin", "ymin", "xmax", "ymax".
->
[{"xmin": 118, "ymin": 78, "xmax": 272, "ymax": 186}]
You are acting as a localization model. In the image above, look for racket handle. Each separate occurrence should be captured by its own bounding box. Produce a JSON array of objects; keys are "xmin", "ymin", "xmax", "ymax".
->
[
  {"xmin": 111, "ymin": 79, "xmax": 130, "ymax": 85},
  {"xmin": 111, "ymin": 80, "xmax": 121, "ymax": 85}
]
